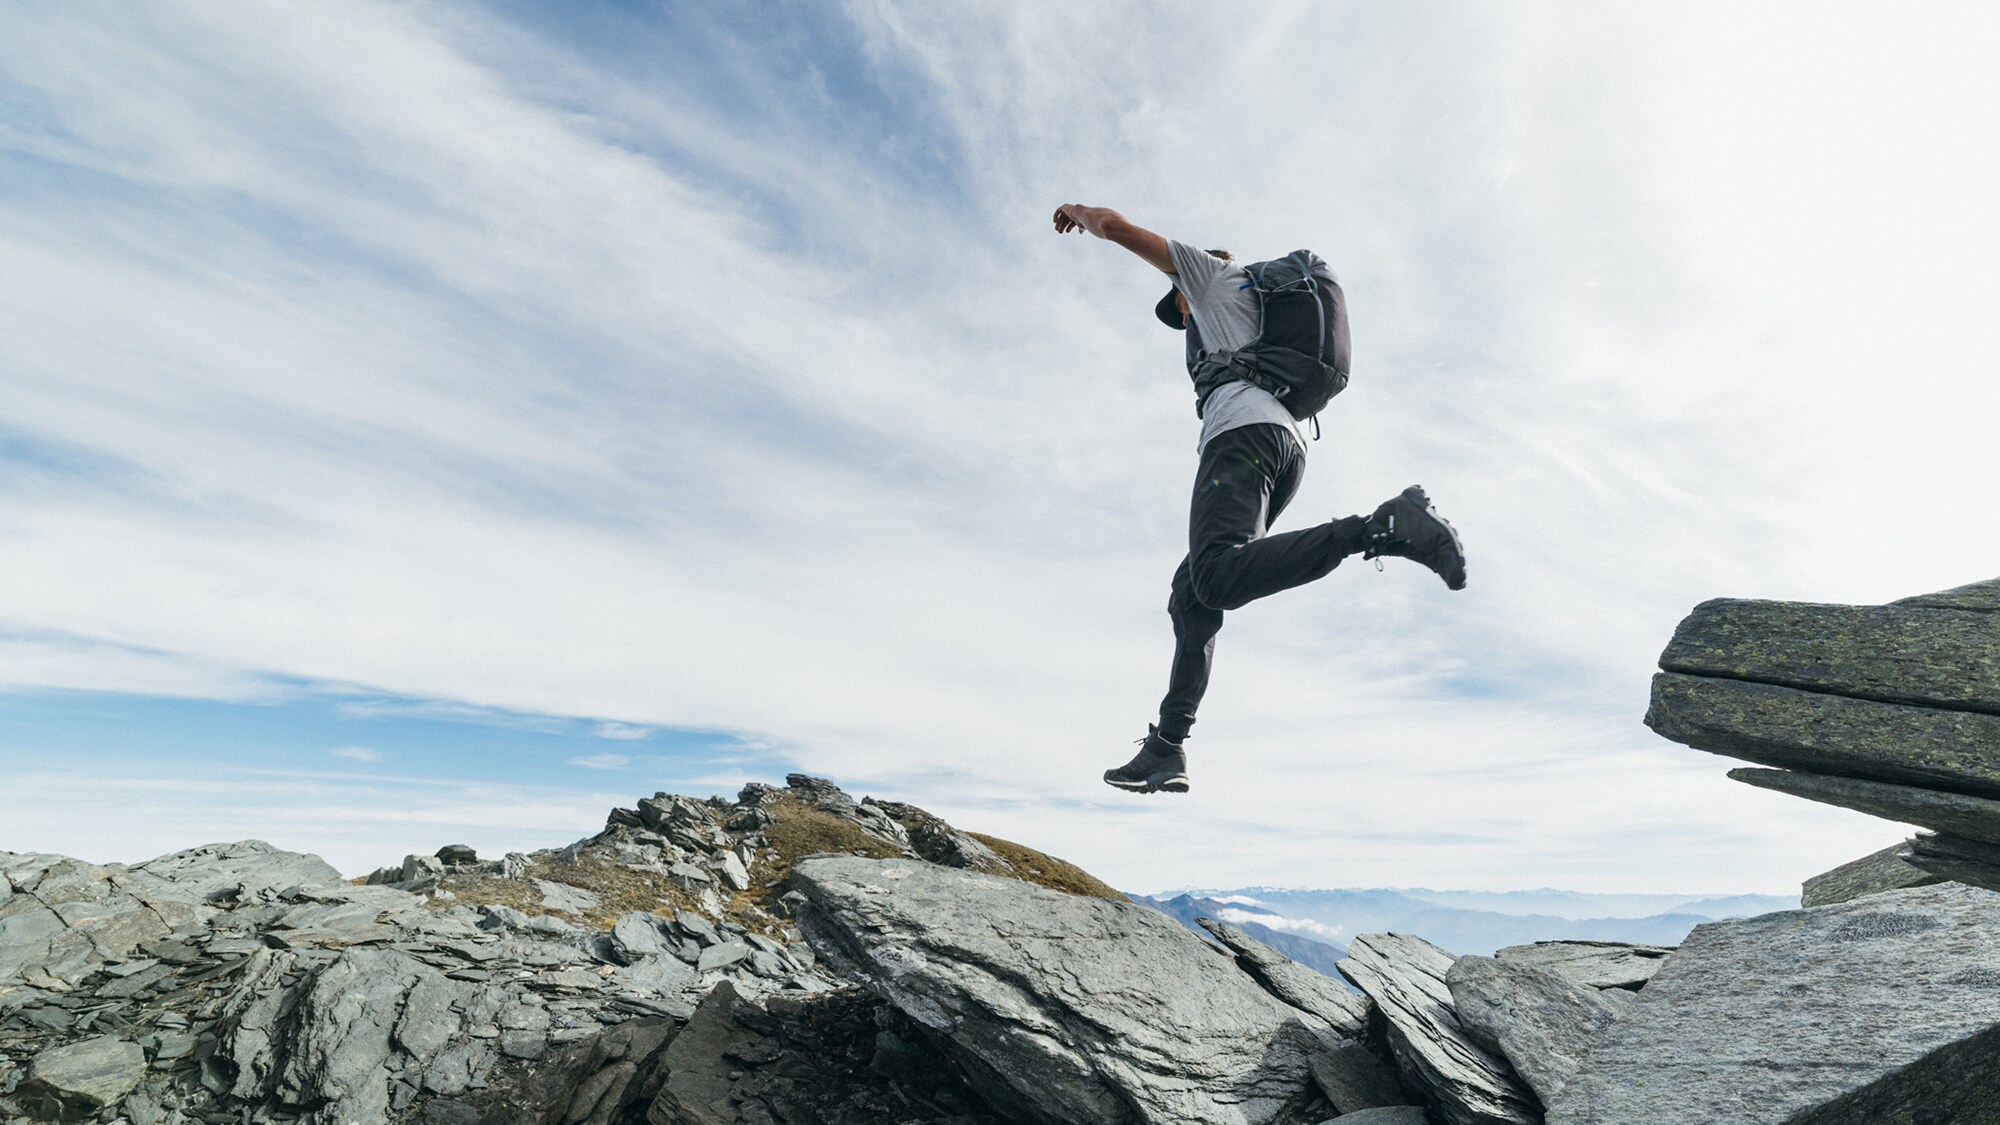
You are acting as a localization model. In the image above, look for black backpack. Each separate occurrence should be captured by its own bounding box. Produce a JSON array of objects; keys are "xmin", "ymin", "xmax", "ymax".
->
[{"xmin": 1185, "ymin": 249, "xmax": 1350, "ymax": 424}]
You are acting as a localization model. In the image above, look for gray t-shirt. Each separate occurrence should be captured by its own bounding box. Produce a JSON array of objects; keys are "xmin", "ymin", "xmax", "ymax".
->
[{"xmin": 1168, "ymin": 240, "xmax": 1306, "ymax": 455}]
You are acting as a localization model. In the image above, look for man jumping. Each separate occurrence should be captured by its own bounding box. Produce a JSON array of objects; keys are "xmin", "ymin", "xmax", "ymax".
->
[{"xmin": 1053, "ymin": 203, "xmax": 1468, "ymax": 795}]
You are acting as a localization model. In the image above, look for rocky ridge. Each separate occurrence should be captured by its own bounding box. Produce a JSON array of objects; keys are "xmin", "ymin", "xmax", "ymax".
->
[
  {"xmin": 0, "ymin": 776, "xmax": 1106, "ymax": 1124},
  {"xmin": 4, "ymin": 576, "xmax": 1999, "ymax": 1123}
]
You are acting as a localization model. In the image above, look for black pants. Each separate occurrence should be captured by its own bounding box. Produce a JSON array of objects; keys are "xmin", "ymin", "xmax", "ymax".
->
[{"xmin": 1157, "ymin": 423, "xmax": 1367, "ymax": 742}]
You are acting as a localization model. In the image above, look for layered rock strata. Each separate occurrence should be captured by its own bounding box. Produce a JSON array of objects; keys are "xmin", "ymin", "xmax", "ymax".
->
[
  {"xmin": 1334, "ymin": 934, "xmax": 1538, "ymax": 1125},
  {"xmin": 1646, "ymin": 576, "xmax": 2000, "ymax": 892}
]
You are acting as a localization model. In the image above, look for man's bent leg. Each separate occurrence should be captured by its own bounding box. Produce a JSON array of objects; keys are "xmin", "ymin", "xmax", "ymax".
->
[{"xmin": 1186, "ymin": 424, "xmax": 1367, "ymax": 612}]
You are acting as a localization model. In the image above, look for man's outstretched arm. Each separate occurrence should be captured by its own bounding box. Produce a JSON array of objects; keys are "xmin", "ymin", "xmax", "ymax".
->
[{"xmin": 1053, "ymin": 204, "xmax": 1174, "ymax": 274}]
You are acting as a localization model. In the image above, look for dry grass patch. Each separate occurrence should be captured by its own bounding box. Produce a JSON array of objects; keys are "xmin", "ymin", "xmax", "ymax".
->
[
  {"xmin": 968, "ymin": 833, "xmax": 1126, "ymax": 901},
  {"xmin": 432, "ymin": 854, "xmax": 697, "ymax": 931},
  {"xmin": 755, "ymin": 796, "xmax": 904, "ymax": 889}
]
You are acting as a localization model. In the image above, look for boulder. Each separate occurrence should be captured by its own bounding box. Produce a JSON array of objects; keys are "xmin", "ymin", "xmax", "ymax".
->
[
  {"xmin": 1801, "ymin": 841, "xmax": 1943, "ymax": 906},
  {"xmin": 792, "ymin": 856, "xmax": 1329, "ymax": 1125},
  {"xmin": 610, "ymin": 911, "xmax": 673, "ymax": 964},
  {"xmin": 1646, "ymin": 672, "xmax": 2000, "ymax": 799},
  {"xmin": 1544, "ymin": 882, "xmax": 2000, "ymax": 1124},
  {"xmin": 1335, "ymin": 934, "xmax": 1537, "ymax": 1125},
  {"xmin": 126, "ymin": 840, "xmax": 343, "ymax": 903},
  {"xmin": 1656, "ymin": 597, "xmax": 2000, "ymax": 713},
  {"xmin": 23, "ymin": 1035, "xmax": 147, "ymax": 1116},
  {"xmin": 1196, "ymin": 916, "xmax": 1370, "ymax": 1037},
  {"xmin": 1445, "ymin": 955, "xmax": 1624, "ymax": 1106},
  {"xmin": 1490, "ymin": 941, "xmax": 1672, "ymax": 991},
  {"xmin": 1729, "ymin": 767, "xmax": 2000, "ymax": 845}
]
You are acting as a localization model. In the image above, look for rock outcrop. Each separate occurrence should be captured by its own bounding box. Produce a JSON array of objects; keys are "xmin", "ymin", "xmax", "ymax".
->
[
  {"xmin": 0, "ymin": 775, "xmax": 1096, "ymax": 1125},
  {"xmin": 1618, "ymin": 576, "xmax": 2000, "ymax": 1122},
  {"xmin": 1799, "ymin": 841, "xmax": 1942, "ymax": 907},
  {"xmin": 1444, "ymin": 956, "xmax": 1624, "ymax": 1107},
  {"xmin": 1543, "ymin": 881, "xmax": 2000, "ymax": 1124},
  {"xmin": 790, "ymin": 855, "xmax": 1340, "ymax": 1125},
  {"xmin": 1646, "ymin": 576, "xmax": 2000, "ymax": 893},
  {"xmin": 1335, "ymin": 934, "xmax": 1538, "ymax": 1125}
]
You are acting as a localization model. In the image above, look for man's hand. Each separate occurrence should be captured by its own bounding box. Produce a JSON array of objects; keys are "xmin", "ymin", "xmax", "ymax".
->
[{"xmin": 1053, "ymin": 204, "xmax": 1174, "ymax": 273}]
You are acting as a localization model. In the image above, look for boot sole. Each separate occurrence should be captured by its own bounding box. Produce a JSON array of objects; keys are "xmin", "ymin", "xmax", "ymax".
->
[{"xmin": 1104, "ymin": 773, "xmax": 1190, "ymax": 794}]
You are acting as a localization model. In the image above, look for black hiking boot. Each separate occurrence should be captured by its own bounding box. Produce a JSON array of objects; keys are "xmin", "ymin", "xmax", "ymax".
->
[
  {"xmin": 1364, "ymin": 485, "xmax": 1467, "ymax": 590},
  {"xmin": 1103, "ymin": 726, "xmax": 1189, "ymax": 794}
]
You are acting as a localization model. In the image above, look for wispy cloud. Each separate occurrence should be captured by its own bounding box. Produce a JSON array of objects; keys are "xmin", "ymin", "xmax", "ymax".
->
[
  {"xmin": 1215, "ymin": 907, "xmax": 1348, "ymax": 945},
  {"xmin": 0, "ymin": 2, "xmax": 1991, "ymax": 894},
  {"xmin": 331, "ymin": 746, "xmax": 383, "ymax": 763},
  {"xmin": 567, "ymin": 753, "xmax": 634, "ymax": 771}
]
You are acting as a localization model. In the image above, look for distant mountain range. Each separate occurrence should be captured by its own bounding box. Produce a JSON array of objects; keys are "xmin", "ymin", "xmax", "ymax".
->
[{"xmin": 1130, "ymin": 886, "xmax": 1800, "ymax": 961}]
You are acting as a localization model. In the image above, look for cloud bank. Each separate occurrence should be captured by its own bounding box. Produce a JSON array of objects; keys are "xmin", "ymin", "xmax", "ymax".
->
[{"xmin": 2, "ymin": 2, "xmax": 1995, "ymax": 892}]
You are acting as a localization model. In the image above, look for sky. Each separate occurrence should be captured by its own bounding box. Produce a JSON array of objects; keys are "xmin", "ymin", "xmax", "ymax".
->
[{"xmin": 2, "ymin": 1, "xmax": 1996, "ymax": 895}]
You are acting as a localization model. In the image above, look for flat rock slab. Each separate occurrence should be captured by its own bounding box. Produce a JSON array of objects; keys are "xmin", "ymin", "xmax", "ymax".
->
[
  {"xmin": 1801, "ymin": 842, "xmax": 1943, "ymax": 907},
  {"xmin": 1447, "ymin": 955, "xmax": 1624, "ymax": 1106},
  {"xmin": 1647, "ymin": 672, "xmax": 2000, "ymax": 799},
  {"xmin": 26, "ymin": 1035, "xmax": 147, "ymax": 1113},
  {"xmin": 1731, "ymin": 767, "xmax": 2000, "ymax": 845},
  {"xmin": 1544, "ymin": 881, "xmax": 2000, "ymax": 1125},
  {"xmin": 1336, "ymin": 934, "xmax": 1537, "ymax": 1125},
  {"xmin": 792, "ymin": 856, "xmax": 1326, "ymax": 1125},
  {"xmin": 1491, "ymin": 941, "xmax": 1673, "ymax": 991},
  {"xmin": 1658, "ymin": 596, "xmax": 2000, "ymax": 714}
]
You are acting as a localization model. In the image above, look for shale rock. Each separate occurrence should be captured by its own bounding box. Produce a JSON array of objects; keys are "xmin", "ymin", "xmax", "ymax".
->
[
  {"xmin": 23, "ymin": 1034, "xmax": 146, "ymax": 1116},
  {"xmin": 1196, "ymin": 916, "xmax": 1369, "ymax": 1038},
  {"xmin": 1317, "ymin": 1108, "xmax": 1429, "ymax": 1125},
  {"xmin": 1905, "ymin": 831, "xmax": 2000, "ymax": 895},
  {"xmin": 1305, "ymin": 1041, "xmax": 1410, "ymax": 1114},
  {"xmin": 1445, "ymin": 955, "xmax": 1623, "ymax": 1107},
  {"xmin": 125, "ymin": 839, "xmax": 345, "ymax": 904},
  {"xmin": 1336, "ymin": 934, "xmax": 1537, "ymax": 1125},
  {"xmin": 870, "ymin": 800, "xmax": 1012, "ymax": 875},
  {"xmin": 1489, "ymin": 941, "xmax": 1672, "ymax": 991},
  {"xmin": 1544, "ymin": 881, "xmax": 2000, "ymax": 1124},
  {"xmin": 1656, "ymin": 595, "xmax": 2000, "ymax": 714},
  {"xmin": 1647, "ymin": 671, "xmax": 2000, "ymax": 798},
  {"xmin": 793, "ymin": 856, "xmax": 1331, "ymax": 1125},
  {"xmin": 1730, "ymin": 766, "xmax": 2000, "ymax": 844},
  {"xmin": 1801, "ymin": 841, "xmax": 1943, "ymax": 906}
]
